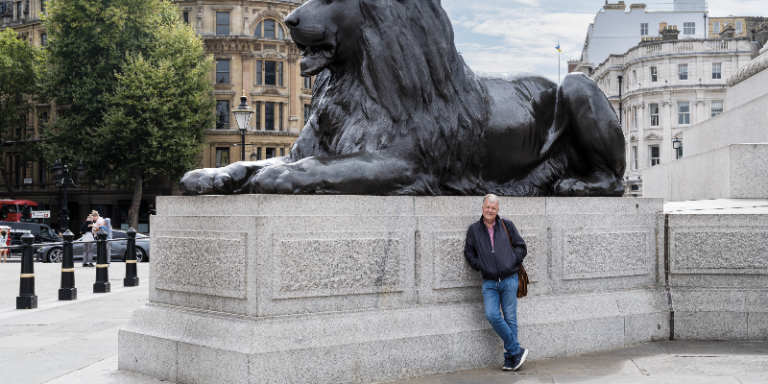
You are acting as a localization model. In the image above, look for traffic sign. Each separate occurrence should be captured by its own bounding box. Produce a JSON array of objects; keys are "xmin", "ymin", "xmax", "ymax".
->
[{"xmin": 31, "ymin": 211, "xmax": 50, "ymax": 219}]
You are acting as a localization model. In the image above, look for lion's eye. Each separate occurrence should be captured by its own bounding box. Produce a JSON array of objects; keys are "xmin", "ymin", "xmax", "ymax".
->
[{"xmin": 323, "ymin": 0, "xmax": 333, "ymax": 4}]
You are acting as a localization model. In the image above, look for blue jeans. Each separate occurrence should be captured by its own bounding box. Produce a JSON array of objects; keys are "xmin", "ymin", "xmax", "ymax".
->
[{"xmin": 482, "ymin": 274, "xmax": 520, "ymax": 358}]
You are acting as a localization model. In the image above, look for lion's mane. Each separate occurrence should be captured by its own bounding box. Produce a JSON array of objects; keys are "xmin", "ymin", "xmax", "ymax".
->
[{"xmin": 291, "ymin": 0, "xmax": 489, "ymax": 194}]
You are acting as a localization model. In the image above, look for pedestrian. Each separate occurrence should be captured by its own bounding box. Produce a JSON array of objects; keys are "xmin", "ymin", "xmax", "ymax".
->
[
  {"xmin": 81, "ymin": 215, "xmax": 95, "ymax": 267},
  {"xmin": 102, "ymin": 217, "xmax": 113, "ymax": 264},
  {"xmin": 0, "ymin": 229, "xmax": 9, "ymax": 263},
  {"xmin": 464, "ymin": 194, "xmax": 529, "ymax": 371}
]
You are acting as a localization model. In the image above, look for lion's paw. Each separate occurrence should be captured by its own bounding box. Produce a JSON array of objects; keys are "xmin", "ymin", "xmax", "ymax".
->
[
  {"xmin": 553, "ymin": 179, "xmax": 588, "ymax": 197},
  {"xmin": 248, "ymin": 165, "xmax": 297, "ymax": 194}
]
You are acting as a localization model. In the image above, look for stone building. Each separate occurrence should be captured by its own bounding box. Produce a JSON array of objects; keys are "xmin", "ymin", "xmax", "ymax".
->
[
  {"xmin": 589, "ymin": 35, "xmax": 753, "ymax": 197},
  {"xmin": 709, "ymin": 16, "xmax": 766, "ymax": 40},
  {"xmin": 0, "ymin": 0, "xmax": 311, "ymax": 232}
]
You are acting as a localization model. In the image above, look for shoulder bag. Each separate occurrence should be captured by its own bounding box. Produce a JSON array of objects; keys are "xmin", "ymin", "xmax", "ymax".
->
[{"xmin": 500, "ymin": 218, "xmax": 529, "ymax": 298}]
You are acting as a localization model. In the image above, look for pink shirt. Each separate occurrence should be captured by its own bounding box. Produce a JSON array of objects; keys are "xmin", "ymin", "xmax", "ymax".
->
[{"xmin": 487, "ymin": 223, "xmax": 495, "ymax": 251}]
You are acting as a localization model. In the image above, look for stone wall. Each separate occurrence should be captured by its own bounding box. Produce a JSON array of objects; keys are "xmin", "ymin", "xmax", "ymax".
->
[
  {"xmin": 119, "ymin": 195, "xmax": 768, "ymax": 384},
  {"xmin": 668, "ymin": 214, "xmax": 768, "ymax": 341}
]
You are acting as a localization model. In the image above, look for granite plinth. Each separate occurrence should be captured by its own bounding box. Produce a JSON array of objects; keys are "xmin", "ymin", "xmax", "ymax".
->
[
  {"xmin": 121, "ymin": 196, "xmax": 670, "ymax": 383},
  {"xmin": 667, "ymin": 214, "xmax": 768, "ymax": 341},
  {"xmin": 643, "ymin": 144, "xmax": 768, "ymax": 201}
]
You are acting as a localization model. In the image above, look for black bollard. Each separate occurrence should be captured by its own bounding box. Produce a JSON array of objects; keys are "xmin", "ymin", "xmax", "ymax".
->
[
  {"xmin": 93, "ymin": 230, "xmax": 111, "ymax": 293},
  {"xmin": 124, "ymin": 228, "xmax": 140, "ymax": 287},
  {"xmin": 59, "ymin": 230, "xmax": 77, "ymax": 300},
  {"xmin": 17, "ymin": 232, "xmax": 37, "ymax": 309}
]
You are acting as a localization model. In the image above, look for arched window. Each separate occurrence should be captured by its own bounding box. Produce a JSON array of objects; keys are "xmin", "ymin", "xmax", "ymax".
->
[{"xmin": 255, "ymin": 19, "xmax": 284, "ymax": 39}]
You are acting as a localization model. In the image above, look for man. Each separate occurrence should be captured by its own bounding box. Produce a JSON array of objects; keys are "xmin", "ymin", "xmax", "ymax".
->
[
  {"xmin": 464, "ymin": 194, "xmax": 529, "ymax": 371},
  {"xmin": 91, "ymin": 211, "xmax": 110, "ymax": 264}
]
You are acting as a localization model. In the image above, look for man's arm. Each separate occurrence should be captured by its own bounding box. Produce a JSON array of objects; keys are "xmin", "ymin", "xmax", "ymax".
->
[
  {"xmin": 464, "ymin": 230, "xmax": 480, "ymax": 271},
  {"xmin": 505, "ymin": 219, "xmax": 528, "ymax": 264}
]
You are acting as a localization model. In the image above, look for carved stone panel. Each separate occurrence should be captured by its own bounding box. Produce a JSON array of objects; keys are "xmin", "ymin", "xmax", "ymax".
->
[
  {"xmin": 272, "ymin": 231, "xmax": 407, "ymax": 300},
  {"xmin": 671, "ymin": 227, "xmax": 768, "ymax": 274},
  {"xmin": 562, "ymin": 228, "xmax": 651, "ymax": 280},
  {"xmin": 431, "ymin": 228, "xmax": 542, "ymax": 290},
  {"xmin": 154, "ymin": 231, "xmax": 248, "ymax": 299}
]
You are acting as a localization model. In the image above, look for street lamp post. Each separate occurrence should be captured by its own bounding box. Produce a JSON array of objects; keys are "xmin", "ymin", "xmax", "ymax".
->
[
  {"xmin": 672, "ymin": 137, "xmax": 683, "ymax": 159},
  {"xmin": 53, "ymin": 160, "xmax": 85, "ymax": 233},
  {"xmin": 617, "ymin": 75, "xmax": 623, "ymax": 130},
  {"xmin": 232, "ymin": 91, "xmax": 255, "ymax": 161}
]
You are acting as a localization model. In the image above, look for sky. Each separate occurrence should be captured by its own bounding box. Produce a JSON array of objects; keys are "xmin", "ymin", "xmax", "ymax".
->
[{"xmin": 441, "ymin": 0, "xmax": 768, "ymax": 83}]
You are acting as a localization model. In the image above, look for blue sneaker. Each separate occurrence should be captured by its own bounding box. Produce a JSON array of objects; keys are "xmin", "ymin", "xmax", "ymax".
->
[
  {"xmin": 502, "ymin": 356, "xmax": 514, "ymax": 371},
  {"xmin": 511, "ymin": 348, "xmax": 528, "ymax": 371}
]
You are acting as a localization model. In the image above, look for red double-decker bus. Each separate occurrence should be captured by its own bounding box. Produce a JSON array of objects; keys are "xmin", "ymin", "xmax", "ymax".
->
[{"xmin": 0, "ymin": 200, "xmax": 39, "ymax": 222}]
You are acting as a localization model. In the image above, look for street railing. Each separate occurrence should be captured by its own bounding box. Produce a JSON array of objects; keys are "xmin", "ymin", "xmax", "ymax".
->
[{"xmin": 14, "ymin": 228, "xmax": 141, "ymax": 309}]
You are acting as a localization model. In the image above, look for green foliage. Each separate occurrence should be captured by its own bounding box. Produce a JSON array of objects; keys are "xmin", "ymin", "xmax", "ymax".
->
[
  {"xmin": 43, "ymin": 0, "xmax": 214, "ymax": 183},
  {"xmin": 0, "ymin": 28, "xmax": 45, "ymax": 195}
]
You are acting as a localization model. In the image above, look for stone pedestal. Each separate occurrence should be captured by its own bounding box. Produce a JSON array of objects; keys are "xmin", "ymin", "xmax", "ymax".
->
[{"xmin": 119, "ymin": 196, "xmax": 667, "ymax": 384}]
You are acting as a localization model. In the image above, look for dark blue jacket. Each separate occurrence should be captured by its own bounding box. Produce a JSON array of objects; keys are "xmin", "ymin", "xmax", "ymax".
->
[{"xmin": 464, "ymin": 216, "xmax": 527, "ymax": 280}]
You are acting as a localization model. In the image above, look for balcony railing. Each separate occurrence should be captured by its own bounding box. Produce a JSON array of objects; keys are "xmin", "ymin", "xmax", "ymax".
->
[
  {"xmin": 625, "ymin": 38, "xmax": 750, "ymax": 63},
  {"xmin": 644, "ymin": 3, "xmax": 708, "ymax": 12}
]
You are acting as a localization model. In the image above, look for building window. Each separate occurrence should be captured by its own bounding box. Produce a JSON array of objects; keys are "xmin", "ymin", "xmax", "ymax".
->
[
  {"xmin": 216, "ymin": 60, "xmax": 229, "ymax": 84},
  {"xmin": 1, "ymin": 2, "xmax": 6, "ymax": 14},
  {"xmin": 40, "ymin": 33, "xmax": 46, "ymax": 47},
  {"xmin": 265, "ymin": 102, "xmax": 274, "ymax": 130},
  {"xmin": 649, "ymin": 145, "xmax": 660, "ymax": 166},
  {"xmin": 304, "ymin": 104, "xmax": 310, "ymax": 125},
  {"xmin": 264, "ymin": 61, "xmax": 276, "ymax": 85},
  {"xmin": 255, "ymin": 101, "xmax": 261, "ymax": 129},
  {"xmin": 736, "ymin": 21, "xmax": 742, "ymax": 34},
  {"xmin": 711, "ymin": 101, "xmax": 724, "ymax": 117},
  {"xmin": 640, "ymin": 23, "xmax": 648, "ymax": 36},
  {"xmin": 256, "ymin": 61, "xmax": 262, "ymax": 85},
  {"xmin": 38, "ymin": 158, "xmax": 46, "ymax": 184},
  {"xmin": 650, "ymin": 67, "xmax": 657, "ymax": 82},
  {"xmin": 215, "ymin": 148, "xmax": 230, "ymax": 167},
  {"xmin": 17, "ymin": 2, "xmax": 21, "ymax": 20},
  {"xmin": 632, "ymin": 70, "xmax": 637, "ymax": 86},
  {"xmin": 279, "ymin": 102, "xmax": 284, "ymax": 131},
  {"xmin": 678, "ymin": 64, "xmax": 688, "ymax": 81},
  {"xmin": 265, "ymin": 148, "xmax": 276, "ymax": 159},
  {"xmin": 216, "ymin": 100, "xmax": 229, "ymax": 129},
  {"xmin": 183, "ymin": 11, "xmax": 189, "ymax": 24},
  {"xmin": 632, "ymin": 146, "xmax": 638, "ymax": 170},
  {"xmin": 304, "ymin": 76, "xmax": 312, "ymax": 89},
  {"xmin": 216, "ymin": 12, "xmax": 230, "ymax": 36},
  {"xmin": 278, "ymin": 62, "xmax": 284, "ymax": 86},
  {"xmin": 256, "ymin": 19, "xmax": 285, "ymax": 39},
  {"xmin": 712, "ymin": 63, "xmax": 722, "ymax": 80},
  {"xmin": 713, "ymin": 22, "xmax": 720, "ymax": 34},
  {"xmin": 649, "ymin": 103, "xmax": 659, "ymax": 127},
  {"xmin": 280, "ymin": 148, "xmax": 285, "ymax": 157},
  {"xmin": 632, "ymin": 106, "xmax": 638, "ymax": 130},
  {"xmin": 631, "ymin": 185, "xmax": 639, "ymax": 191},
  {"xmin": 683, "ymin": 22, "xmax": 695, "ymax": 35},
  {"xmin": 678, "ymin": 101, "xmax": 690, "ymax": 125}
]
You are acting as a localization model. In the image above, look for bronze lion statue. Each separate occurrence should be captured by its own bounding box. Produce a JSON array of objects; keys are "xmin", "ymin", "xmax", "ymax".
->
[{"xmin": 180, "ymin": 0, "xmax": 625, "ymax": 196}]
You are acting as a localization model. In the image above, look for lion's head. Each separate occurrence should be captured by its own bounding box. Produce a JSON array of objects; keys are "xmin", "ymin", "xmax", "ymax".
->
[{"xmin": 286, "ymin": 0, "xmax": 488, "ymax": 184}]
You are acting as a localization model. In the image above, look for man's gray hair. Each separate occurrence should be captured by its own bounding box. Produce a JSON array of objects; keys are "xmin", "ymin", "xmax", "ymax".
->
[{"xmin": 483, "ymin": 194, "xmax": 499, "ymax": 205}]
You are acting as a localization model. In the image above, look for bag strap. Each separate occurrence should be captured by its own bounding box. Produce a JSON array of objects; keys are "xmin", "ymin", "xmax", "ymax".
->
[{"xmin": 499, "ymin": 217, "xmax": 515, "ymax": 250}]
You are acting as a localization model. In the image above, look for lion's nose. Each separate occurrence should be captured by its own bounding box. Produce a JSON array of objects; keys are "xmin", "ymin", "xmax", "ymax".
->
[{"xmin": 285, "ymin": 13, "xmax": 300, "ymax": 29}]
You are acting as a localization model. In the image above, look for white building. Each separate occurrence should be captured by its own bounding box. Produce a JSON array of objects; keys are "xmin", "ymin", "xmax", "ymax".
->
[
  {"xmin": 578, "ymin": 0, "xmax": 709, "ymax": 71},
  {"xmin": 590, "ymin": 35, "xmax": 753, "ymax": 196}
]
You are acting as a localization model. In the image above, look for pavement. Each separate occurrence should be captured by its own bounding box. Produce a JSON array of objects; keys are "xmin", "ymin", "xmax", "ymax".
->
[{"xmin": 1, "ymin": 258, "xmax": 767, "ymax": 384}]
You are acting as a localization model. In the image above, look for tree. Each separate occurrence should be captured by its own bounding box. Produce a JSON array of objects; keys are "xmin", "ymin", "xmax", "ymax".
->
[
  {"xmin": 0, "ymin": 28, "xmax": 44, "ymax": 199},
  {"xmin": 44, "ymin": 0, "xmax": 214, "ymax": 228}
]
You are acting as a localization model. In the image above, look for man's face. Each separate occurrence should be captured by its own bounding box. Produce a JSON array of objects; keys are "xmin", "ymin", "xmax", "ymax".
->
[{"xmin": 482, "ymin": 200, "xmax": 499, "ymax": 223}]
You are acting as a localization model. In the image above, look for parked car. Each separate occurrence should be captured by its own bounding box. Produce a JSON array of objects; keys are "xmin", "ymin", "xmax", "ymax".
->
[
  {"xmin": 4, "ymin": 222, "xmax": 62, "ymax": 257},
  {"xmin": 36, "ymin": 230, "xmax": 150, "ymax": 263}
]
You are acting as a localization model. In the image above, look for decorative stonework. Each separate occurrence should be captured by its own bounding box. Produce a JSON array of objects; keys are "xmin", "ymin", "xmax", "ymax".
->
[
  {"xmin": 562, "ymin": 229, "xmax": 651, "ymax": 280},
  {"xmin": 727, "ymin": 51, "xmax": 768, "ymax": 87},
  {"xmin": 671, "ymin": 229, "xmax": 768, "ymax": 274},
  {"xmin": 154, "ymin": 232, "xmax": 248, "ymax": 299},
  {"xmin": 275, "ymin": 235, "xmax": 404, "ymax": 298}
]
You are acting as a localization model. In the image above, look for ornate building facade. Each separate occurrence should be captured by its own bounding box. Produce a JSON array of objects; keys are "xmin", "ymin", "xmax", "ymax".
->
[
  {"xmin": 0, "ymin": 0, "xmax": 311, "ymax": 232},
  {"xmin": 590, "ymin": 35, "xmax": 753, "ymax": 197},
  {"xmin": 176, "ymin": 0, "xmax": 312, "ymax": 167}
]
